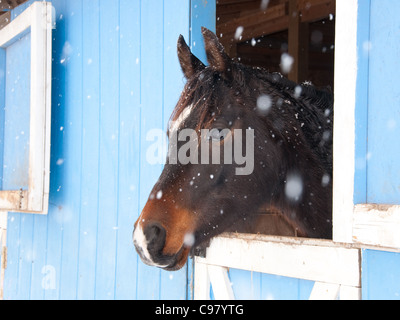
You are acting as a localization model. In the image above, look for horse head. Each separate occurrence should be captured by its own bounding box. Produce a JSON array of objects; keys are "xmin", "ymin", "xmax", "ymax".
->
[{"xmin": 133, "ymin": 28, "xmax": 333, "ymax": 270}]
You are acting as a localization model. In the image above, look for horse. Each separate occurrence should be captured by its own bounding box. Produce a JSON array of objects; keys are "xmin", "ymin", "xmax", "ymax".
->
[{"xmin": 133, "ymin": 27, "xmax": 333, "ymax": 271}]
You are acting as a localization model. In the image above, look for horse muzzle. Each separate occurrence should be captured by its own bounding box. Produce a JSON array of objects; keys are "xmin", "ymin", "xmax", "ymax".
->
[{"xmin": 133, "ymin": 221, "xmax": 190, "ymax": 271}]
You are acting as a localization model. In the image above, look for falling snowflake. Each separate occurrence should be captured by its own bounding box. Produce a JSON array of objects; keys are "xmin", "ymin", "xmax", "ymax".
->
[
  {"xmin": 280, "ymin": 53, "xmax": 294, "ymax": 74},
  {"xmin": 234, "ymin": 26, "xmax": 244, "ymax": 41},
  {"xmin": 285, "ymin": 174, "xmax": 303, "ymax": 202},
  {"xmin": 257, "ymin": 94, "xmax": 272, "ymax": 115}
]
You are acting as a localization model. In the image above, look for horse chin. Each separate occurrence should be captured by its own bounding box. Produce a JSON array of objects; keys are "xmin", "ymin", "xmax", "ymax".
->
[{"xmin": 162, "ymin": 246, "xmax": 191, "ymax": 271}]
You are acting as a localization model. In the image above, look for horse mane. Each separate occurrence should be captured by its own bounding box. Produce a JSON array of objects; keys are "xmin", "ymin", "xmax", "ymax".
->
[
  {"xmin": 170, "ymin": 62, "xmax": 333, "ymax": 174},
  {"xmin": 253, "ymin": 67, "xmax": 334, "ymax": 174}
]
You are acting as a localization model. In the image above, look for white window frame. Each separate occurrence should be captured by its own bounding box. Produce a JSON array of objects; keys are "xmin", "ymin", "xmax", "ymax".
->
[
  {"xmin": 0, "ymin": 1, "xmax": 53, "ymax": 214},
  {"xmin": 194, "ymin": 0, "xmax": 400, "ymax": 300},
  {"xmin": 333, "ymin": 0, "xmax": 400, "ymax": 249}
]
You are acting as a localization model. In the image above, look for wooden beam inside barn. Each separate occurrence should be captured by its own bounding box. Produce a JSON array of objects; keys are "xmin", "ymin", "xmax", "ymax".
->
[
  {"xmin": 288, "ymin": 0, "xmax": 309, "ymax": 82},
  {"xmin": 217, "ymin": 0, "xmax": 336, "ymax": 87},
  {"xmin": 217, "ymin": 0, "xmax": 335, "ymax": 44}
]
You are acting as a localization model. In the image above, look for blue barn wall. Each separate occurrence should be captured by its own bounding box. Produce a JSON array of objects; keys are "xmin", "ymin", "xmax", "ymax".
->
[
  {"xmin": 226, "ymin": 269, "xmax": 314, "ymax": 300},
  {"xmin": 355, "ymin": 0, "xmax": 400, "ymax": 299},
  {"xmin": 3, "ymin": 0, "xmax": 400, "ymax": 301},
  {"xmin": 355, "ymin": 0, "xmax": 400, "ymax": 205},
  {"xmin": 366, "ymin": 0, "xmax": 400, "ymax": 204},
  {"xmin": 3, "ymin": 0, "xmax": 215, "ymax": 300},
  {"xmin": 362, "ymin": 250, "xmax": 400, "ymax": 300}
]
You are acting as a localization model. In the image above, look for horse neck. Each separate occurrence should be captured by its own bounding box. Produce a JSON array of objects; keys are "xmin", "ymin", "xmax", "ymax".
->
[{"xmin": 272, "ymin": 148, "xmax": 332, "ymax": 239}]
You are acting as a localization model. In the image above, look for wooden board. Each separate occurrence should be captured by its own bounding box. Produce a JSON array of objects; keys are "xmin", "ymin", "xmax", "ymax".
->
[
  {"xmin": 197, "ymin": 233, "xmax": 361, "ymax": 287},
  {"xmin": 353, "ymin": 205, "xmax": 400, "ymax": 249}
]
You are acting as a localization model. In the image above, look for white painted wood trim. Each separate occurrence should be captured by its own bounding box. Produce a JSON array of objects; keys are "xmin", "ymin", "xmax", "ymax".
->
[
  {"xmin": 43, "ymin": 2, "xmax": 53, "ymax": 215},
  {"xmin": 0, "ymin": 2, "xmax": 53, "ymax": 214},
  {"xmin": 309, "ymin": 282, "xmax": 340, "ymax": 300},
  {"xmin": 332, "ymin": 0, "xmax": 358, "ymax": 243},
  {"xmin": 353, "ymin": 205, "xmax": 400, "ymax": 249},
  {"xmin": 333, "ymin": 1, "xmax": 400, "ymax": 250},
  {"xmin": 207, "ymin": 265, "xmax": 235, "ymax": 300},
  {"xmin": 0, "ymin": 4, "xmax": 32, "ymax": 47},
  {"xmin": 28, "ymin": 2, "xmax": 53, "ymax": 213},
  {"xmin": 194, "ymin": 233, "xmax": 362, "ymax": 300},
  {"xmin": 196, "ymin": 233, "xmax": 361, "ymax": 287},
  {"xmin": 0, "ymin": 190, "xmax": 29, "ymax": 211},
  {"xmin": 340, "ymin": 285, "xmax": 361, "ymax": 300},
  {"xmin": 334, "ymin": 0, "xmax": 400, "ymax": 250},
  {"xmin": 194, "ymin": 259, "xmax": 211, "ymax": 300}
]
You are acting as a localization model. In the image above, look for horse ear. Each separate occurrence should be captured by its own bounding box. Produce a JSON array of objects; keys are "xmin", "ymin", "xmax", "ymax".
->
[
  {"xmin": 177, "ymin": 34, "xmax": 205, "ymax": 79},
  {"xmin": 201, "ymin": 27, "xmax": 232, "ymax": 77}
]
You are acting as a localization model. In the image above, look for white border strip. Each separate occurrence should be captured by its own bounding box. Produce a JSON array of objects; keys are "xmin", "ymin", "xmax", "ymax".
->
[{"xmin": 332, "ymin": 0, "xmax": 358, "ymax": 243}]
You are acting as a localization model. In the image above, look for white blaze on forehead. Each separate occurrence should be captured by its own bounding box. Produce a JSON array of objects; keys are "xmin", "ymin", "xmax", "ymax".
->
[{"xmin": 169, "ymin": 104, "xmax": 194, "ymax": 134}]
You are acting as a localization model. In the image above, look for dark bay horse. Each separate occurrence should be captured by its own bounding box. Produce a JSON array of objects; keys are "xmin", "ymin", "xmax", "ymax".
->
[{"xmin": 133, "ymin": 27, "xmax": 333, "ymax": 270}]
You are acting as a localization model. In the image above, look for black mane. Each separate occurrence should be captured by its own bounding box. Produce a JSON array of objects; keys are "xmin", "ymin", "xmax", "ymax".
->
[
  {"xmin": 253, "ymin": 67, "xmax": 334, "ymax": 174},
  {"xmin": 173, "ymin": 62, "xmax": 333, "ymax": 174}
]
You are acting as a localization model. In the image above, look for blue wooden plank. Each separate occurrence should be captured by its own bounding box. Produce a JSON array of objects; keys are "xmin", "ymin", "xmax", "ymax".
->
[
  {"xmin": 137, "ymin": 0, "xmax": 164, "ymax": 299},
  {"xmin": 56, "ymin": 0, "xmax": 83, "ymax": 299},
  {"xmin": 29, "ymin": 214, "xmax": 49, "ymax": 299},
  {"xmin": 160, "ymin": 0, "xmax": 191, "ymax": 301},
  {"xmin": 354, "ymin": 0, "xmax": 371, "ymax": 204},
  {"xmin": 6, "ymin": 215, "xmax": 34, "ymax": 299},
  {"xmin": 261, "ymin": 273, "xmax": 314, "ymax": 300},
  {"xmin": 4, "ymin": 213, "xmax": 22, "ymax": 298},
  {"xmin": 95, "ymin": 0, "xmax": 120, "ymax": 300},
  {"xmin": 76, "ymin": 0, "xmax": 100, "ymax": 300},
  {"xmin": 163, "ymin": 0, "xmax": 190, "ymax": 122},
  {"xmin": 367, "ymin": 0, "xmax": 400, "ymax": 204},
  {"xmin": 44, "ymin": 0, "xmax": 66, "ymax": 300},
  {"xmin": 362, "ymin": 249, "xmax": 400, "ymax": 300},
  {"xmin": 190, "ymin": 0, "xmax": 216, "ymax": 65},
  {"xmin": 15, "ymin": 214, "xmax": 37, "ymax": 300},
  {"xmin": 227, "ymin": 268, "xmax": 313, "ymax": 300},
  {"xmin": 229, "ymin": 268, "xmax": 261, "ymax": 300},
  {"xmin": 114, "ymin": 0, "xmax": 141, "ymax": 300}
]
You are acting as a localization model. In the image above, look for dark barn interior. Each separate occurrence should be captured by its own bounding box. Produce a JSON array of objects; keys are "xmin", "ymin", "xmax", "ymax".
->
[{"xmin": 217, "ymin": 0, "xmax": 335, "ymax": 88}]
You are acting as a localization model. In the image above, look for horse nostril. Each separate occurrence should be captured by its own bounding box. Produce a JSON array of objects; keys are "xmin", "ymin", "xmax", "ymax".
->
[{"xmin": 144, "ymin": 223, "xmax": 166, "ymax": 253}]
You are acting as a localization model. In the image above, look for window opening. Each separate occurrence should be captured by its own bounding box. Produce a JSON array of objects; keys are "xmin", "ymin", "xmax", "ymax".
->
[{"xmin": 216, "ymin": 0, "xmax": 336, "ymax": 239}]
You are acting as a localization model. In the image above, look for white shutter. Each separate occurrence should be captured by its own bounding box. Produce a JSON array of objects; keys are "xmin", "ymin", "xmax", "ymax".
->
[{"xmin": 0, "ymin": 2, "xmax": 54, "ymax": 214}]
